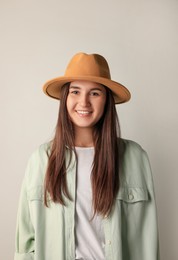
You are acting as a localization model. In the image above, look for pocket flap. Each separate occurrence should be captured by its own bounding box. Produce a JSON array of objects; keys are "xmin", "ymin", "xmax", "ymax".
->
[
  {"xmin": 27, "ymin": 186, "xmax": 44, "ymax": 201},
  {"xmin": 117, "ymin": 187, "xmax": 148, "ymax": 203}
]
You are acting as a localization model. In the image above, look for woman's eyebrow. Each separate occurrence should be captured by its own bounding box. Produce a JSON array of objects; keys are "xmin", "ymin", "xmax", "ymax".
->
[
  {"xmin": 90, "ymin": 88, "xmax": 102, "ymax": 91},
  {"xmin": 69, "ymin": 86, "xmax": 103, "ymax": 91},
  {"xmin": 69, "ymin": 86, "xmax": 80, "ymax": 89}
]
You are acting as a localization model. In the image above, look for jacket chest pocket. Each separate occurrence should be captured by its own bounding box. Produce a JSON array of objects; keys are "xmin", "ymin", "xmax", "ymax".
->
[{"xmin": 115, "ymin": 187, "xmax": 149, "ymax": 226}]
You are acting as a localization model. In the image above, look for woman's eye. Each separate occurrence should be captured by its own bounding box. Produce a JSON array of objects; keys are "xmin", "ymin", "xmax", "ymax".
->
[
  {"xmin": 70, "ymin": 90, "xmax": 79, "ymax": 95},
  {"xmin": 90, "ymin": 92, "xmax": 100, "ymax": 96}
]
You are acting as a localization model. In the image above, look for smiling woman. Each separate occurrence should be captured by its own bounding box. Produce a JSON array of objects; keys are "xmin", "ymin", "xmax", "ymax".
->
[{"xmin": 14, "ymin": 52, "xmax": 160, "ymax": 260}]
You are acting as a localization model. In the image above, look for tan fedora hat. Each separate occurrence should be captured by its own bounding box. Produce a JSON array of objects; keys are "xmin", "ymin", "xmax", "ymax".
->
[{"xmin": 43, "ymin": 52, "xmax": 131, "ymax": 104}]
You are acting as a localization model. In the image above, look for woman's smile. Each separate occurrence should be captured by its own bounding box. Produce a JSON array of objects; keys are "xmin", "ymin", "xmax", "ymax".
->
[{"xmin": 76, "ymin": 110, "xmax": 92, "ymax": 115}]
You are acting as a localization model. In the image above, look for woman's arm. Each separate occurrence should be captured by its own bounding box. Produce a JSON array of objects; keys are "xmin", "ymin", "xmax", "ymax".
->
[{"xmin": 14, "ymin": 170, "xmax": 35, "ymax": 259}]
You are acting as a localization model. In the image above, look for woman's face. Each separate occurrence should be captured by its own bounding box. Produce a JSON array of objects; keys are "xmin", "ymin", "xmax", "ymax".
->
[{"xmin": 66, "ymin": 80, "xmax": 106, "ymax": 131}]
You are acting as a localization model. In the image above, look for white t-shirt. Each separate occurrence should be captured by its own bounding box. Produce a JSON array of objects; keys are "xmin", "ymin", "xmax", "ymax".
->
[{"xmin": 75, "ymin": 147, "xmax": 105, "ymax": 260}]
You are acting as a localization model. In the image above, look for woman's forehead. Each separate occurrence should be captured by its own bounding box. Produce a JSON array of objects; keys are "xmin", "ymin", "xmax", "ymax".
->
[{"xmin": 69, "ymin": 80, "xmax": 105, "ymax": 90}]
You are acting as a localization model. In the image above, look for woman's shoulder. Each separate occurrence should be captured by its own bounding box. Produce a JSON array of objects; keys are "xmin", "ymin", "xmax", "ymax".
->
[
  {"xmin": 119, "ymin": 138, "xmax": 146, "ymax": 157},
  {"xmin": 120, "ymin": 138, "xmax": 143, "ymax": 149},
  {"xmin": 119, "ymin": 138, "xmax": 149, "ymax": 164},
  {"xmin": 30, "ymin": 141, "xmax": 52, "ymax": 160},
  {"xmin": 24, "ymin": 141, "xmax": 52, "ymax": 187},
  {"xmin": 27, "ymin": 141, "xmax": 53, "ymax": 170},
  {"xmin": 119, "ymin": 138, "xmax": 153, "ymax": 187}
]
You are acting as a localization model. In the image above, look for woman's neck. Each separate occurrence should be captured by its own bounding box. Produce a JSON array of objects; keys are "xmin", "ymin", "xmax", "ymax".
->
[{"xmin": 74, "ymin": 127, "xmax": 94, "ymax": 147}]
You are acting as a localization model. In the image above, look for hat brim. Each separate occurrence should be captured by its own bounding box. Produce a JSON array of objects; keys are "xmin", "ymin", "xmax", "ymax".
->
[{"xmin": 43, "ymin": 76, "xmax": 131, "ymax": 104}]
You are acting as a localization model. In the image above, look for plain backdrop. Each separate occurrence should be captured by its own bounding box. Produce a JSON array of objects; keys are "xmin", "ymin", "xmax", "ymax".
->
[{"xmin": 0, "ymin": 0, "xmax": 178, "ymax": 259}]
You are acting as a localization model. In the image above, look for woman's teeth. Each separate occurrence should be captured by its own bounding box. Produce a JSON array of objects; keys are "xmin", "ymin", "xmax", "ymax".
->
[{"xmin": 77, "ymin": 111, "xmax": 91, "ymax": 115}]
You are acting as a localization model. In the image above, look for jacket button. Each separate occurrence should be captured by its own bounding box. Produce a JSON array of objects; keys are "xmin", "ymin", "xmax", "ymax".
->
[
  {"xmin": 108, "ymin": 240, "xmax": 111, "ymax": 245},
  {"xmin": 128, "ymin": 194, "xmax": 134, "ymax": 200}
]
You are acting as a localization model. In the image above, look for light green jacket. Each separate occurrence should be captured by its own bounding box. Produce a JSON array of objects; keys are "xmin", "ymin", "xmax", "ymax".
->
[{"xmin": 14, "ymin": 139, "xmax": 160, "ymax": 260}]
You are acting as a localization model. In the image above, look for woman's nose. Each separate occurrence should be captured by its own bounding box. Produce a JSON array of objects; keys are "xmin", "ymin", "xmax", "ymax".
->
[{"xmin": 79, "ymin": 94, "xmax": 91, "ymax": 107}]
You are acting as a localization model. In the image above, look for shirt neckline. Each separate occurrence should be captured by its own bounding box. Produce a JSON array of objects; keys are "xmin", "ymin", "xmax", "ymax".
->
[{"xmin": 75, "ymin": 146, "xmax": 94, "ymax": 150}]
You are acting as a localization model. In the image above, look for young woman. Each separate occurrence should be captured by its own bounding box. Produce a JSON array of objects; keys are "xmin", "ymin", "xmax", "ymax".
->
[{"xmin": 14, "ymin": 52, "xmax": 160, "ymax": 260}]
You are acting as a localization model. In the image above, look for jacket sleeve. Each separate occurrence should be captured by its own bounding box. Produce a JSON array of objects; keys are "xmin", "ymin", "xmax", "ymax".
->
[
  {"xmin": 117, "ymin": 140, "xmax": 160, "ymax": 260},
  {"xmin": 140, "ymin": 150, "xmax": 160, "ymax": 260},
  {"xmin": 14, "ymin": 163, "xmax": 35, "ymax": 260}
]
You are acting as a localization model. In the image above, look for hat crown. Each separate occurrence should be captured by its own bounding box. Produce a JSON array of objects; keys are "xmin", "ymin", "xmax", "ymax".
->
[{"xmin": 64, "ymin": 52, "xmax": 111, "ymax": 79}]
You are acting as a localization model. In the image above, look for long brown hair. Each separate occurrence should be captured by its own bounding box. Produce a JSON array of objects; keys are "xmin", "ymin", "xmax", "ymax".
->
[{"xmin": 44, "ymin": 83, "xmax": 121, "ymax": 217}]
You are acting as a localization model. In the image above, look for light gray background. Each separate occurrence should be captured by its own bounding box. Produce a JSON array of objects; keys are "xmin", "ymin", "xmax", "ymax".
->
[{"xmin": 0, "ymin": 0, "xmax": 177, "ymax": 259}]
